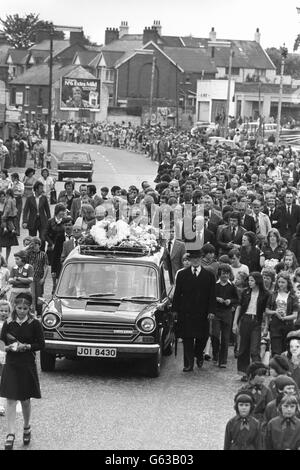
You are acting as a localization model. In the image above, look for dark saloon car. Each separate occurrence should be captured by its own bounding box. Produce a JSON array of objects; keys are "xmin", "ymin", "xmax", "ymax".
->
[
  {"xmin": 57, "ymin": 151, "xmax": 94, "ymax": 182},
  {"xmin": 40, "ymin": 246, "xmax": 175, "ymax": 377}
]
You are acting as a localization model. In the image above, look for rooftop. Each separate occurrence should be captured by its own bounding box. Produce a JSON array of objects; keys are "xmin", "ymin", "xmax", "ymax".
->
[{"xmin": 10, "ymin": 64, "xmax": 96, "ymax": 85}]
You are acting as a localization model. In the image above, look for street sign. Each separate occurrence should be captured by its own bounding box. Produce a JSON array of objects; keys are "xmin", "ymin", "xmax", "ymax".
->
[{"xmin": 5, "ymin": 108, "xmax": 21, "ymax": 123}]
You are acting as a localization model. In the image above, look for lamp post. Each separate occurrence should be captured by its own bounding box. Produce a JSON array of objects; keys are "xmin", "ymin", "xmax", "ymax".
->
[{"xmin": 275, "ymin": 44, "xmax": 288, "ymax": 145}]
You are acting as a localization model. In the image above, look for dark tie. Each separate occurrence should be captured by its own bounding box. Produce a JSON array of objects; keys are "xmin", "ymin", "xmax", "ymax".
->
[
  {"xmin": 255, "ymin": 215, "xmax": 260, "ymax": 235},
  {"xmin": 168, "ymin": 240, "xmax": 172, "ymax": 253},
  {"xmin": 193, "ymin": 267, "xmax": 198, "ymax": 277},
  {"xmin": 232, "ymin": 227, "xmax": 236, "ymax": 239},
  {"xmin": 287, "ymin": 205, "xmax": 291, "ymax": 216},
  {"xmin": 240, "ymin": 418, "xmax": 250, "ymax": 431}
]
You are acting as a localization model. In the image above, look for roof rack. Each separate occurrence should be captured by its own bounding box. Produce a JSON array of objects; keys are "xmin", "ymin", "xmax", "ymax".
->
[{"xmin": 79, "ymin": 245, "xmax": 152, "ymax": 257}]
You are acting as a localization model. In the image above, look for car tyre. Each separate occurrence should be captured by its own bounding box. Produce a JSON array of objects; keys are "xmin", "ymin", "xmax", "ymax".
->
[
  {"xmin": 87, "ymin": 175, "xmax": 92, "ymax": 182},
  {"xmin": 58, "ymin": 173, "xmax": 63, "ymax": 182},
  {"xmin": 146, "ymin": 347, "xmax": 161, "ymax": 378},
  {"xmin": 40, "ymin": 351, "xmax": 56, "ymax": 372}
]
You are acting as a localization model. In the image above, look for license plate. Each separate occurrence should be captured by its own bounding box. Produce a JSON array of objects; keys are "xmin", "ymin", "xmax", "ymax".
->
[{"xmin": 77, "ymin": 347, "xmax": 117, "ymax": 358}]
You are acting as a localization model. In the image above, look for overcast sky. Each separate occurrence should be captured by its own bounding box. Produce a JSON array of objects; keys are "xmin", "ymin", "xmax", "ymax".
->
[{"xmin": 2, "ymin": 0, "xmax": 300, "ymax": 51}]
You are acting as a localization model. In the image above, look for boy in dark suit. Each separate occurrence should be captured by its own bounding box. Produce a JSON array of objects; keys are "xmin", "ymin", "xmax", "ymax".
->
[{"xmin": 22, "ymin": 181, "xmax": 50, "ymax": 250}]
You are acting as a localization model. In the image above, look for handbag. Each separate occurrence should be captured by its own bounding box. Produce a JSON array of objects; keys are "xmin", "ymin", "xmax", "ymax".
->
[{"xmin": 50, "ymin": 188, "xmax": 57, "ymax": 205}]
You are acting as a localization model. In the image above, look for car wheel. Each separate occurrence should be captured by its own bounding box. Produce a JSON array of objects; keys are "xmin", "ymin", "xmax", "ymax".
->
[
  {"xmin": 58, "ymin": 174, "xmax": 62, "ymax": 182},
  {"xmin": 87, "ymin": 175, "xmax": 92, "ymax": 182},
  {"xmin": 40, "ymin": 351, "xmax": 56, "ymax": 372},
  {"xmin": 146, "ymin": 346, "xmax": 162, "ymax": 378}
]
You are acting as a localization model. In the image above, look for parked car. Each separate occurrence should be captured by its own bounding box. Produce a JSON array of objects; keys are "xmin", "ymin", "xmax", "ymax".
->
[
  {"xmin": 191, "ymin": 121, "xmax": 216, "ymax": 136},
  {"xmin": 57, "ymin": 151, "xmax": 94, "ymax": 182},
  {"xmin": 207, "ymin": 136, "xmax": 239, "ymax": 149},
  {"xmin": 40, "ymin": 245, "xmax": 175, "ymax": 377}
]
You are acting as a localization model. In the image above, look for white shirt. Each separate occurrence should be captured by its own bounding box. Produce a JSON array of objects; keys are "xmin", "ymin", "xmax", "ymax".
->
[
  {"xmin": 191, "ymin": 265, "xmax": 201, "ymax": 277},
  {"xmin": 16, "ymin": 315, "xmax": 29, "ymax": 325},
  {"xmin": 245, "ymin": 290, "xmax": 259, "ymax": 316}
]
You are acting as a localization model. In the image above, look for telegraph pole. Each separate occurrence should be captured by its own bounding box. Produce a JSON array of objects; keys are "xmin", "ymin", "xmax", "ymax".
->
[
  {"xmin": 47, "ymin": 28, "xmax": 54, "ymax": 153},
  {"xmin": 149, "ymin": 55, "xmax": 156, "ymax": 125},
  {"xmin": 275, "ymin": 45, "xmax": 288, "ymax": 145},
  {"xmin": 224, "ymin": 45, "xmax": 233, "ymax": 138}
]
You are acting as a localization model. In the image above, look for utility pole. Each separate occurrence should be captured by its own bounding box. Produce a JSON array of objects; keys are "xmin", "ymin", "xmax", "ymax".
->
[
  {"xmin": 275, "ymin": 44, "xmax": 288, "ymax": 145},
  {"xmin": 149, "ymin": 55, "xmax": 156, "ymax": 125},
  {"xmin": 175, "ymin": 67, "xmax": 179, "ymax": 130},
  {"xmin": 224, "ymin": 45, "xmax": 233, "ymax": 138},
  {"xmin": 47, "ymin": 28, "xmax": 54, "ymax": 154}
]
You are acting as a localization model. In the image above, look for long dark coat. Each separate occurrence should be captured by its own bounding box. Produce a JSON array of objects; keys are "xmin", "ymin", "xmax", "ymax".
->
[{"xmin": 172, "ymin": 266, "xmax": 216, "ymax": 338}]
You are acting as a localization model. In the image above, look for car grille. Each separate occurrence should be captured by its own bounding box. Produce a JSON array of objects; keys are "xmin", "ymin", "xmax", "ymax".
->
[{"xmin": 58, "ymin": 321, "xmax": 139, "ymax": 343}]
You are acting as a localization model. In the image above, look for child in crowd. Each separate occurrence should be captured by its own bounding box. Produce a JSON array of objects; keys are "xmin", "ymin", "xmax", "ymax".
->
[
  {"xmin": 268, "ymin": 355, "xmax": 291, "ymax": 399},
  {"xmin": 0, "ymin": 300, "xmax": 11, "ymax": 416},
  {"xmin": 233, "ymin": 271, "xmax": 248, "ymax": 358},
  {"xmin": 239, "ymin": 362, "xmax": 273, "ymax": 422},
  {"xmin": 224, "ymin": 391, "xmax": 260, "ymax": 450},
  {"xmin": 211, "ymin": 264, "xmax": 239, "ymax": 368},
  {"xmin": 264, "ymin": 375, "xmax": 299, "ymax": 424},
  {"xmin": 293, "ymin": 268, "xmax": 300, "ymax": 303},
  {"xmin": 282, "ymin": 330, "xmax": 300, "ymax": 388},
  {"xmin": 265, "ymin": 395, "xmax": 300, "ymax": 450}
]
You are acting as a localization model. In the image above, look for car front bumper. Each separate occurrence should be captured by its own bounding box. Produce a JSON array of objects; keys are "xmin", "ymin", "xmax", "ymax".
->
[{"xmin": 44, "ymin": 340, "xmax": 159, "ymax": 357}]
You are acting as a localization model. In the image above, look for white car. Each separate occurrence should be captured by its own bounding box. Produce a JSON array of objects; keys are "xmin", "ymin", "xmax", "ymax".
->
[{"xmin": 191, "ymin": 122, "xmax": 216, "ymax": 136}]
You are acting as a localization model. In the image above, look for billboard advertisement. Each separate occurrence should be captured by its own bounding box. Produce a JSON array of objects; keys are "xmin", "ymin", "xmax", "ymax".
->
[{"xmin": 60, "ymin": 77, "xmax": 100, "ymax": 110}]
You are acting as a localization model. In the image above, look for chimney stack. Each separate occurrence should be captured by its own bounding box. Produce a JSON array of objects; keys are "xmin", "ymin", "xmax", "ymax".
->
[
  {"xmin": 105, "ymin": 27, "xmax": 119, "ymax": 45},
  {"xmin": 209, "ymin": 27, "xmax": 216, "ymax": 42},
  {"xmin": 119, "ymin": 21, "xmax": 129, "ymax": 38},
  {"xmin": 70, "ymin": 31, "xmax": 84, "ymax": 45},
  {"xmin": 254, "ymin": 27, "xmax": 261, "ymax": 44},
  {"xmin": 143, "ymin": 26, "xmax": 159, "ymax": 45},
  {"xmin": 152, "ymin": 20, "xmax": 162, "ymax": 36}
]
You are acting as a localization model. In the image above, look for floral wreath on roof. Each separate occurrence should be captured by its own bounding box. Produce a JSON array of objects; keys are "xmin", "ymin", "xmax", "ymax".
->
[{"xmin": 80, "ymin": 219, "xmax": 160, "ymax": 254}]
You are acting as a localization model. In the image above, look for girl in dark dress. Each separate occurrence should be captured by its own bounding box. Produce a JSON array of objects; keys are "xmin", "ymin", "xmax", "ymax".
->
[
  {"xmin": 240, "ymin": 231, "xmax": 261, "ymax": 272},
  {"xmin": 0, "ymin": 292, "xmax": 45, "ymax": 450},
  {"xmin": 45, "ymin": 203, "xmax": 66, "ymax": 294}
]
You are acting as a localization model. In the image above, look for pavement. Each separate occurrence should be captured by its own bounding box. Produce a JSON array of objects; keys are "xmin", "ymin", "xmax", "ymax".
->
[{"xmin": 0, "ymin": 141, "xmax": 245, "ymax": 450}]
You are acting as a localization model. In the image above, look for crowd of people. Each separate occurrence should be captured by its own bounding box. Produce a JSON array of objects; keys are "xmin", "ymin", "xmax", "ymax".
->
[{"xmin": 1, "ymin": 117, "xmax": 300, "ymax": 449}]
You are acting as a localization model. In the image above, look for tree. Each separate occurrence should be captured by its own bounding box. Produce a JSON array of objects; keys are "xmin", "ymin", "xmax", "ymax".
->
[
  {"xmin": 0, "ymin": 14, "xmax": 64, "ymax": 49},
  {"xmin": 266, "ymin": 47, "xmax": 300, "ymax": 79}
]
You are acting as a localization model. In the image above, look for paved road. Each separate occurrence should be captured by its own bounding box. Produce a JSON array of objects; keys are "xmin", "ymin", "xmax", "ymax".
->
[{"xmin": 0, "ymin": 142, "xmax": 242, "ymax": 450}]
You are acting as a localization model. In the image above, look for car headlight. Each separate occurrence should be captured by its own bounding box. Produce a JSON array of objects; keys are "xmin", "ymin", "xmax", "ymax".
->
[
  {"xmin": 42, "ymin": 313, "xmax": 61, "ymax": 330},
  {"xmin": 137, "ymin": 317, "xmax": 156, "ymax": 334}
]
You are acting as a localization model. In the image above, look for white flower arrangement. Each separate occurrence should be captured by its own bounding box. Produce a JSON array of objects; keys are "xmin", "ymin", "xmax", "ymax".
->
[{"xmin": 88, "ymin": 219, "xmax": 159, "ymax": 253}]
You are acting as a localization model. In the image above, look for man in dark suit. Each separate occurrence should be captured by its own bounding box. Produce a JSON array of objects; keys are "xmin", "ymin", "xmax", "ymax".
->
[
  {"xmin": 172, "ymin": 249, "xmax": 216, "ymax": 372},
  {"xmin": 237, "ymin": 202, "xmax": 256, "ymax": 233},
  {"xmin": 164, "ymin": 232, "xmax": 186, "ymax": 282},
  {"xmin": 70, "ymin": 184, "xmax": 90, "ymax": 222},
  {"xmin": 61, "ymin": 224, "xmax": 83, "ymax": 264},
  {"xmin": 279, "ymin": 191, "xmax": 300, "ymax": 244},
  {"xmin": 263, "ymin": 194, "xmax": 282, "ymax": 232},
  {"xmin": 217, "ymin": 211, "xmax": 246, "ymax": 255},
  {"xmin": 22, "ymin": 181, "xmax": 50, "ymax": 250},
  {"xmin": 87, "ymin": 184, "xmax": 103, "ymax": 209}
]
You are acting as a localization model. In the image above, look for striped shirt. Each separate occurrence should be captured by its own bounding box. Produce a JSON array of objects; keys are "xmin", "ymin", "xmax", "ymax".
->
[{"xmin": 27, "ymin": 251, "xmax": 48, "ymax": 280}]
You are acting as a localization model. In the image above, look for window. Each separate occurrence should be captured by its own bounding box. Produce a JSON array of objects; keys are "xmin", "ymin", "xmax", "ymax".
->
[
  {"xmin": 255, "ymin": 69, "xmax": 266, "ymax": 77},
  {"xmin": 10, "ymin": 88, "xmax": 16, "ymax": 105},
  {"xmin": 38, "ymin": 88, "xmax": 43, "ymax": 106},
  {"xmin": 25, "ymin": 87, "xmax": 30, "ymax": 106},
  {"xmin": 225, "ymin": 67, "xmax": 240, "ymax": 75},
  {"xmin": 57, "ymin": 262, "xmax": 158, "ymax": 300},
  {"xmin": 104, "ymin": 68, "xmax": 114, "ymax": 82}
]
